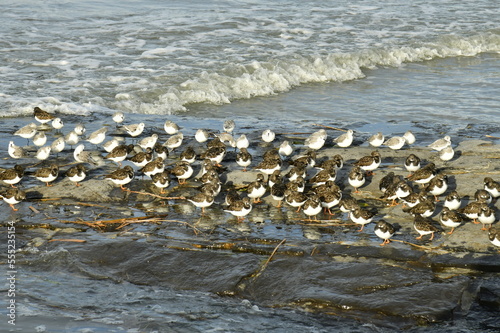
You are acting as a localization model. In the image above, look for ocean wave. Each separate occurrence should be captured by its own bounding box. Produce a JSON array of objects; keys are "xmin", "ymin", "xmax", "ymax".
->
[
  {"xmin": 144, "ymin": 32, "xmax": 499, "ymax": 114},
  {"xmin": 1, "ymin": 32, "xmax": 498, "ymax": 117}
]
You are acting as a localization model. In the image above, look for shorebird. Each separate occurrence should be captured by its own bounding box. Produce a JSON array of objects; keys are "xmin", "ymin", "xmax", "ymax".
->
[
  {"xmin": 379, "ymin": 171, "xmax": 396, "ymax": 194},
  {"xmin": 236, "ymin": 134, "xmax": 249, "ymax": 149},
  {"xmin": 302, "ymin": 194, "xmax": 322, "ymax": 220},
  {"xmin": 74, "ymin": 123, "xmax": 86, "ymax": 136},
  {"xmin": 348, "ymin": 166, "xmax": 365, "ymax": 193},
  {"xmin": 236, "ymin": 148, "xmax": 252, "ymax": 171},
  {"xmin": 407, "ymin": 162, "xmax": 436, "ymax": 185},
  {"xmin": 384, "ymin": 136, "xmax": 405, "ymax": 150},
  {"xmin": 105, "ymin": 165, "xmax": 135, "ymax": 190},
  {"xmin": 278, "ymin": 140, "xmax": 294, "ymax": 157},
  {"xmin": 443, "ymin": 191, "xmax": 462, "ymax": 210},
  {"xmin": 129, "ymin": 149, "xmax": 153, "ymax": 168},
  {"xmin": 247, "ymin": 173, "xmax": 267, "ymax": 204},
  {"xmin": 35, "ymin": 146, "xmax": 52, "ymax": 161},
  {"xmin": 305, "ymin": 129, "xmax": 327, "ymax": 150},
  {"xmin": 317, "ymin": 154, "xmax": 344, "ymax": 171},
  {"xmin": 164, "ymin": 120, "xmax": 180, "ymax": 135},
  {"xmin": 403, "ymin": 130, "xmax": 416, "ymax": 145},
  {"xmin": 87, "ymin": 127, "xmax": 108, "ymax": 146},
  {"xmin": 195, "ymin": 129, "xmax": 210, "ymax": 143},
  {"xmin": 0, "ymin": 165, "xmax": 25, "ymax": 188},
  {"xmin": 187, "ymin": 190, "xmax": 215, "ymax": 215},
  {"xmin": 14, "ymin": 122, "xmax": 38, "ymax": 141},
  {"xmin": 474, "ymin": 189, "xmax": 492, "ymax": 204},
  {"xmin": 223, "ymin": 119, "xmax": 235, "ymax": 134},
  {"xmin": 215, "ymin": 133, "xmax": 236, "ymax": 148},
  {"xmin": 123, "ymin": 122, "xmax": 145, "ymax": 137},
  {"xmin": 425, "ymin": 173, "xmax": 448, "ymax": 201},
  {"xmin": 255, "ymin": 155, "xmax": 282, "ymax": 176},
  {"xmin": 404, "ymin": 154, "xmax": 421, "ymax": 176},
  {"xmin": 200, "ymin": 146, "xmax": 226, "ymax": 166},
  {"xmin": 349, "ymin": 207, "xmax": 375, "ymax": 232},
  {"xmin": 105, "ymin": 144, "xmax": 133, "ymax": 165},
  {"xmin": 151, "ymin": 170, "xmax": 170, "ymax": 194},
  {"xmin": 65, "ymin": 130, "xmax": 80, "ymax": 147},
  {"xmin": 261, "ymin": 129, "xmax": 275, "ymax": 143},
  {"xmin": 478, "ymin": 205, "xmax": 496, "ymax": 231},
  {"xmin": 103, "ymin": 138, "xmax": 121, "ymax": 153},
  {"xmin": 34, "ymin": 164, "xmax": 59, "ymax": 187},
  {"xmin": 32, "ymin": 131, "xmax": 47, "ymax": 147},
  {"xmin": 413, "ymin": 216, "xmax": 439, "ymax": 241},
  {"xmin": 154, "ymin": 144, "xmax": 169, "ymax": 160},
  {"xmin": 170, "ymin": 161, "xmax": 194, "ymax": 185},
  {"xmin": 439, "ymin": 207, "xmax": 462, "ymax": 234},
  {"xmin": 339, "ymin": 196, "xmax": 359, "ymax": 213},
  {"xmin": 65, "ymin": 164, "xmax": 87, "ymax": 187},
  {"xmin": 112, "ymin": 111, "xmax": 124, "ymax": 126},
  {"xmin": 268, "ymin": 170, "xmax": 282, "ymax": 189},
  {"xmin": 224, "ymin": 197, "xmax": 252, "ymax": 222},
  {"xmin": 51, "ymin": 137, "xmax": 65, "ymax": 155},
  {"xmin": 270, "ymin": 180, "xmax": 287, "ymax": 208},
  {"xmin": 318, "ymin": 187, "xmax": 342, "ymax": 215},
  {"xmin": 8, "ymin": 141, "xmax": 26, "ymax": 159},
  {"xmin": 354, "ymin": 151, "xmax": 381, "ymax": 176},
  {"xmin": 34, "ymin": 106, "xmax": 55, "ymax": 124},
  {"xmin": 489, "ymin": 229, "xmax": 500, "ymax": 250},
  {"xmin": 374, "ymin": 220, "xmax": 396, "ymax": 246},
  {"xmin": 428, "ymin": 135, "xmax": 451, "ymax": 151},
  {"xmin": 368, "ymin": 132, "xmax": 385, "ymax": 147},
  {"xmin": 164, "ymin": 132, "xmax": 184, "ymax": 152},
  {"xmin": 484, "ymin": 177, "xmax": 500, "ymax": 200},
  {"xmin": 225, "ymin": 187, "xmax": 241, "ymax": 206},
  {"xmin": 459, "ymin": 201, "xmax": 486, "ymax": 224},
  {"xmin": 333, "ymin": 129, "xmax": 354, "ymax": 148},
  {"xmin": 75, "ymin": 144, "xmax": 104, "ymax": 165},
  {"xmin": 180, "ymin": 146, "xmax": 197, "ymax": 164},
  {"xmin": 403, "ymin": 197, "xmax": 436, "ymax": 218},
  {"xmin": 51, "ymin": 117, "xmax": 64, "ymax": 132},
  {"xmin": 1, "ymin": 188, "xmax": 26, "ymax": 211},
  {"xmin": 309, "ymin": 167, "xmax": 336, "ymax": 187},
  {"xmin": 140, "ymin": 157, "xmax": 165, "ymax": 178},
  {"xmin": 138, "ymin": 133, "xmax": 158, "ymax": 150},
  {"xmin": 439, "ymin": 146, "xmax": 455, "ymax": 162},
  {"xmin": 285, "ymin": 185, "xmax": 308, "ymax": 212}
]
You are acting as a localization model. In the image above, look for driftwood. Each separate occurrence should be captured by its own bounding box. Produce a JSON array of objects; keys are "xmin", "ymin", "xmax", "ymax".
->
[
  {"xmin": 251, "ymin": 238, "xmax": 287, "ymax": 282},
  {"xmin": 313, "ymin": 123, "xmax": 347, "ymax": 132},
  {"xmin": 55, "ymin": 215, "xmax": 201, "ymax": 233},
  {"xmin": 123, "ymin": 188, "xmax": 186, "ymax": 200}
]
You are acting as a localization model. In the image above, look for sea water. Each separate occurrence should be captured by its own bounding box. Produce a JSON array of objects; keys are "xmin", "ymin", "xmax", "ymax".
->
[{"xmin": 1, "ymin": 0, "xmax": 499, "ymax": 331}]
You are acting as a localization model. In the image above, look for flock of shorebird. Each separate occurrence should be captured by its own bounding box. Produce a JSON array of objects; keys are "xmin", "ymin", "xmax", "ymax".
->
[{"xmin": 1, "ymin": 107, "xmax": 499, "ymax": 250}]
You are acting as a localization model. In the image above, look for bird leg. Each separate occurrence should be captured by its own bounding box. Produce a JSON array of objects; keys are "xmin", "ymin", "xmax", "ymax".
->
[{"xmin": 380, "ymin": 239, "xmax": 390, "ymax": 246}]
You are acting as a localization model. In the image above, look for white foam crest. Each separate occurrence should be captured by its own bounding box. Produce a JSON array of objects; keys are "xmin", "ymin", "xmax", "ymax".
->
[
  {"xmin": 0, "ymin": 97, "xmax": 112, "ymax": 118},
  {"xmin": 144, "ymin": 32, "xmax": 499, "ymax": 114}
]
